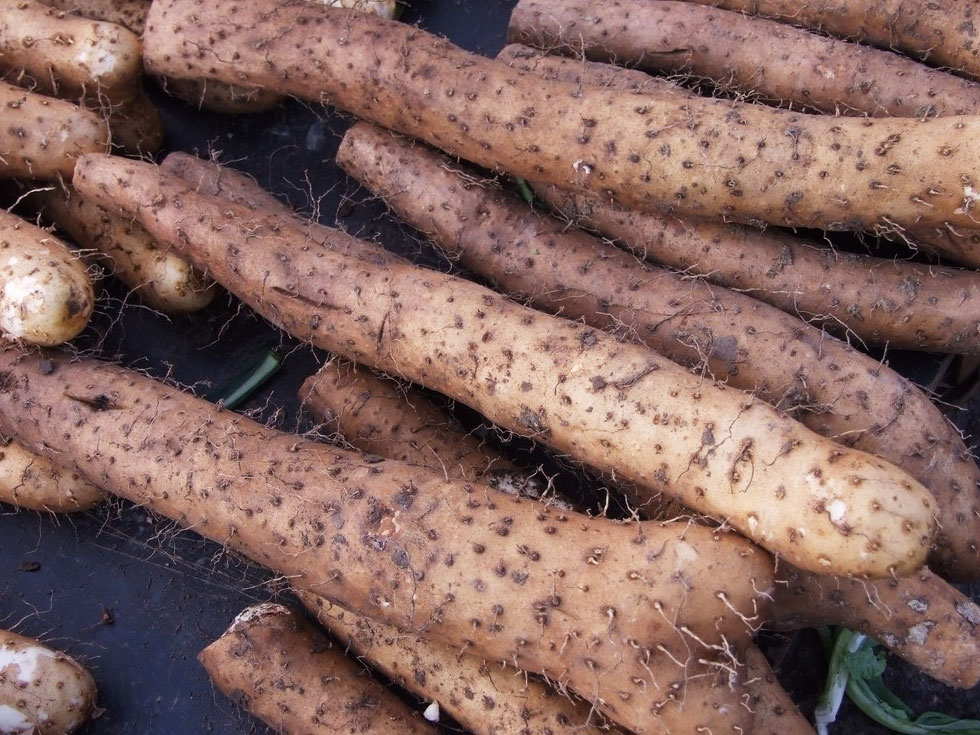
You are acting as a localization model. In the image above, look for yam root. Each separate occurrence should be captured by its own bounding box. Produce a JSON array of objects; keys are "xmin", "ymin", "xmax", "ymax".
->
[
  {"xmin": 159, "ymin": 151, "xmax": 403, "ymax": 266},
  {"xmin": 299, "ymin": 360, "xmax": 538, "ymax": 490},
  {"xmin": 0, "ymin": 435, "xmax": 103, "ymax": 513},
  {"xmin": 336, "ymin": 121, "xmax": 980, "ymax": 581},
  {"xmin": 0, "ymin": 81, "xmax": 109, "ymax": 181},
  {"xmin": 0, "ymin": 628, "xmax": 98, "ymax": 735},
  {"xmin": 502, "ymin": 43, "xmax": 980, "ymax": 270},
  {"xmin": 73, "ymin": 154, "xmax": 938, "ymax": 579},
  {"xmin": 0, "ymin": 0, "xmax": 143, "ymax": 103},
  {"xmin": 0, "ymin": 345, "xmax": 774, "ymax": 735},
  {"xmin": 200, "ymin": 603, "xmax": 437, "ymax": 735},
  {"xmin": 296, "ymin": 591, "xmax": 619, "ymax": 735},
  {"xmin": 672, "ymin": 0, "xmax": 980, "ymax": 83},
  {"xmin": 507, "ymin": 0, "xmax": 980, "ymax": 118},
  {"xmin": 0, "ymin": 209, "xmax": 94, "ymax": 346},
  {"xmin": 774, "ymin": 565, "xmax": 980, "ymax": 689},
  {"xmin": 142, "ymin": 0, "xmax": 980, "ymax": 236},
  {"xmin": 36, "ymin": 185, "xmax": 215, "ymax": 314}
]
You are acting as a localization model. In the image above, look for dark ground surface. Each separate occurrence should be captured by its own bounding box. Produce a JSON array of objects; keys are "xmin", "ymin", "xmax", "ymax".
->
[{"xmin": 2, "ymin": 1, "xmax": 980, "ymax": 733}]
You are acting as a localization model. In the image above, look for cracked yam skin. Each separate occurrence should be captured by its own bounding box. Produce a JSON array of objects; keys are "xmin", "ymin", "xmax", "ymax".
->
[
  {"xmin": 73, "ymin": 154, "xmax": 937, "ymax": 580},
  {"xmin": 200, "ymin": 604, "xmax": 438, "ymax": 735},
  {"xmin": 142, "ymin": 0, "xmax": 980, "ymax": 236},
  {"xmin": 0, "ymin": 345, "xmax": 773, "ymax": 735}
]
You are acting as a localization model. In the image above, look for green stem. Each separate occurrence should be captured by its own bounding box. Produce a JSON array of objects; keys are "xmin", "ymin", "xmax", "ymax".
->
[{"xmin": 207, "ymin": 350, "xmax": 281, "ymax": 410}]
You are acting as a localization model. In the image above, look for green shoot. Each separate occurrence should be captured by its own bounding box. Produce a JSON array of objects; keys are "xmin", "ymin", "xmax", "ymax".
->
[
  {"xmin": 206, "ymin": 350, "xmax": 282, "ymax": 410},
  {"xmin": 816, "ymin": 628, "xmax": 980, "ymax": 735}
]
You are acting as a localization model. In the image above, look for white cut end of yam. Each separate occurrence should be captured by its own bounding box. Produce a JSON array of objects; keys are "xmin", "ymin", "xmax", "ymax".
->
[
  {"xmin": 423, "ymin": 701, "xmax": 440, "ymax": 722},
  {"xmin": 318, "ymin": 0, "xmax": 398, "ymax": 19},
  {"xmin": 0, "ymin": 643, "xmax": 55, "ymax": 686},
  {"xmin": 0, "ymin": 704, "xmax": 35, "ymax": 735},
  {"xmin": 225, "ymin": 603, "xmax": 290, "ymax": 635}
]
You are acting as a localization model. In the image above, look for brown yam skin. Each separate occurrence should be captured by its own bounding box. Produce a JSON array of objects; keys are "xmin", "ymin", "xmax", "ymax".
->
[
  {"xmin": 160, "ymin": 152, "xmax": 404, "ymax": 266},
  {"xmin": 0, "ymin": 1, "xmax": 143, "ymax": 102},
  {"xmin": 0, "ymin": 436, "xmax": 103, "ymax": 512},
  {"xmin": 336, "ymin": 121, "xmax": 980, "ymax": 581},
  {"xmin": 0, "ymin": 82, "xmax": 109, "ymax": 181},
  {"xmin": 0, "ymin": 347, "xmax": 772, "ymax": 735},
  {"xmin": 200, "ymin": 604, "xmax": 437, "ymax": 735},
  {"xmin": 508, "ymin": 0, "xmax": 980, "ymax": 118},
  {"xmin": 34, "ymin": 0, "xmax": 150, "ymax": 35},
  {"xmin": 300, "ymin": 361, "xmax": 523, "ymax": 484},
  {"xmin": 37, "ymin": 186, "xmax": 215, "ymax": 314},
  {"xmin": 296, "ymin": 374, "xmax": 812, "ymax": 735},
  {"xmin": 297, "ymin": 591, "xmax": 618, "ymax": 735},
  {"xmin": 537, "ymin": 181, "xmax": 980, "ymax": 345},
  {"xmin": 774, "ymin": 566, "xmax": 980, "ymax": 688},
  {"xmin": 142, "ymin": 0, "xmax": 980, "ymax": 236},
  {"xmin": 501, "ymin": 45, "xmax": 980, "ymax": 272},
  {"xmin": 675, "ymin": 0, "xmax": 980, "ymax": 82},
  {"xmin": 74, "ymin": 155, "xmax": 937, "ymax": 579},
  {"xmin": 156, "ymin": 76, "xmax": 284, "ymax": 115}
]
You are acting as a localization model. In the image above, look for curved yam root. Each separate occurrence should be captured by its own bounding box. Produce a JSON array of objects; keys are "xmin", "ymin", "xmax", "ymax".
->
[{"xmin": 0, "ymin": 436, "xmax": 103, "ymax": 512}]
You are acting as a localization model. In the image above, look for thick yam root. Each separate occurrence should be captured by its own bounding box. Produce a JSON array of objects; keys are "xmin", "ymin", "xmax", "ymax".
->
[
  {"xmin": 670, "ymin": 0, "xmax": 980, "ymax": 83},
  {"xmin": 142, "ymin": 0, "xmax": 980, "ymax": 235},
  {"xmin": 200, "ymin": 604, "xmax": 437, "ymax": 735},
  {"xmin": 297, "ymin": 591, "xmax": 618, "ymax": 735},
  {"xmin": 336, "ymin": 122, "xmax": 980, "ymax": 580},
  {"xmin": 0, "ymin": 345, "xmax": 773, "ymax": 735},
  {"xmin": 774, "ymin": 565, "xmax": 980, "ymax": 689},
  {"xmin": 508, "ymin": 0, "xmax": 980, "ymax": 118}
]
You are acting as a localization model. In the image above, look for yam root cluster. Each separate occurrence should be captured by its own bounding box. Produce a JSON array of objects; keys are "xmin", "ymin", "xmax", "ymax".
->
[
  {"xmin": 73, "ymin": 153, "xmax": 938, "ymax": 580},
  {"xmin": 0, "ymin": 344, "xmax": 777, "ymax": 735}
]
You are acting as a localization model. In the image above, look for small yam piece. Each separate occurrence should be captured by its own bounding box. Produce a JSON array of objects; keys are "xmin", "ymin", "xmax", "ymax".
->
[
  {"xmin": 0, "ymin": 435, "xmax": 103, "ymax": 512},
  {"xmin": 0, "ymin": 0, "xmax": 143, "ymax": 103},
  {"xmin": 200, "ymin": 603, "xmax": 436, "ymax": 735},
  {"xmin": 0, "ymin": 209, "xmax": 94, "ymax": 346},
  {"xmin": 0, "ymin": 629, "xmax": 97, "ymax": 735}
]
